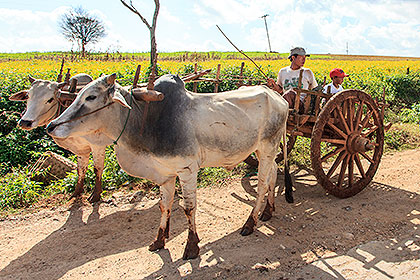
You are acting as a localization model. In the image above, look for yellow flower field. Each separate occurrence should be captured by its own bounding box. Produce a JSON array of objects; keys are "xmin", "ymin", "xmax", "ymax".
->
[{"xmin": 1, "ymin": 58, "xmax": 419, "ymax": 80}]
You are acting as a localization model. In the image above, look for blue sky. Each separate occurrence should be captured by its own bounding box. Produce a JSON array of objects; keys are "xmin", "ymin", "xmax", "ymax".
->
[{"xmin": 0, "ymin": 0, "xmax": 419, "ymax": 57}]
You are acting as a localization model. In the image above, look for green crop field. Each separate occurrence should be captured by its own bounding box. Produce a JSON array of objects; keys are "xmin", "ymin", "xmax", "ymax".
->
[{"xmin": 1, "ymin": 51, "xmax": 420, "ymax": 212}]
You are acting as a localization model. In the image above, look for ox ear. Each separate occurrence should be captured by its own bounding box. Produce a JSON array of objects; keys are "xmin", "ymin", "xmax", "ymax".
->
[
  {"xmin": 106, "ymin": 73, "xmax": 117, "ymax": 85},
  {"xmin": 9, "ymin": 90, "xmax": 29, "ymax": 101},
  {"xmin": 28, "ymin": 75, "xmax": 36, "ymax": 84},
  {"xmin": 112, "ymin": 90, "xmax": 132, "ymax": 109}
]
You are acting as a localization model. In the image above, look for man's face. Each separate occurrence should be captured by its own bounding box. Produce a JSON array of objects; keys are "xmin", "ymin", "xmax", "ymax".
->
[{"xmin": 293, "ymin": 55, "xmax": 306, "ymax": 68}]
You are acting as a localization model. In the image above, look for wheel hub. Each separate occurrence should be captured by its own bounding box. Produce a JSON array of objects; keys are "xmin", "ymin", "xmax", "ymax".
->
[{"xmin": 347, "ymin": 132, "xmax": 374, "ymax": 154}]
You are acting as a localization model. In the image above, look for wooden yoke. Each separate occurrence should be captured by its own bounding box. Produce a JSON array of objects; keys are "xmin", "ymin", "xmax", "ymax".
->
[{"xmin": 131, "ymin": 64, "xmax": 165, "ymax": 102}]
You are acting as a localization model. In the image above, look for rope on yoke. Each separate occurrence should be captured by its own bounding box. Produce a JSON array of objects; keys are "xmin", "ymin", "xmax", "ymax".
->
[{"xmin": 113, "ymin": 90, "xmax": 134, "ymax": 145}]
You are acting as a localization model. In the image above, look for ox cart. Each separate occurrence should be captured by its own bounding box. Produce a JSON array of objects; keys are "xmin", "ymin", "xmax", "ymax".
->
[
  {"xmin": 246, "ymin": 70, "xmax": 389, "ymax": 198},
  {"xmin": 56, "ymin": 62, "xmax": 388, "ymax": 199}
]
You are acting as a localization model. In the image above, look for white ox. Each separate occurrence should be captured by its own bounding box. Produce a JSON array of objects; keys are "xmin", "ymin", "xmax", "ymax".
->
[
  {"xmin": 9, "ymin": 74, "xmax": 107, "ymax": 202},
  {"xmin": 46, "ymin": 74, "xmax": 293, "ymax": 259}
]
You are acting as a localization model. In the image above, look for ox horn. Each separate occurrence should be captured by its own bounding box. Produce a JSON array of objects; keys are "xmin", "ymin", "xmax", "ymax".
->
[{"xmin": 132, "ymin": 87, "xmax": 164, "ymax": 102}]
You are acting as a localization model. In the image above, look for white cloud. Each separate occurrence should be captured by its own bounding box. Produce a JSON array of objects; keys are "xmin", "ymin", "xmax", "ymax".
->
[{"xmin": 0, "ymin": 0, "xmax": 419, "ymax": 56}]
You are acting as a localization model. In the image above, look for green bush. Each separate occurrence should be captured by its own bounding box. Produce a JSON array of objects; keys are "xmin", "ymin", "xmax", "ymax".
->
[
  {"xmin": 49, "ymin": 146, "xmax": 136, "ymax": 195},
  {"xmin": 399, "ymin": 103, "xmax": 420, "ymax": 123},
  {"xmin": 386, "ymin": 72, "xmax": 420, "ymax": 106},
  {"xmin": 0, "ymin": 166, "xmax": 60, "ymax": 209}
]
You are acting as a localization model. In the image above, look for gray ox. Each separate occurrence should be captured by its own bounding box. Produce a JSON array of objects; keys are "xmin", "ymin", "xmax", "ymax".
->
[
  {"xmin": 9, "ymin": 74, "xmax": 107, "ymax": 202},
  {"xmin": 46, "ymin": 73, "xmax": 293, "ymax": 259}
]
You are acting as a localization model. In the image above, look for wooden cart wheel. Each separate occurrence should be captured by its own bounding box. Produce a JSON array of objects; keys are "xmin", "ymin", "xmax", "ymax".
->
[
  {"xmin": 244, "ymin": 134, "xmax": 297, "ymax": 167},
  {"xmin": 311, "ymin": 89, "xmax": 384, "ymax": 198}
]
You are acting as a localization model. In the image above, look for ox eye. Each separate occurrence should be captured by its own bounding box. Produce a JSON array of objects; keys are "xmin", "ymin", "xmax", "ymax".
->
[
  {"xmin": 86, "ymin": 95, "xmax": 97, "ymax": 101},
  {"xmin": 46, "ymin": 98, "xmax": 54, "ymax": 103}
]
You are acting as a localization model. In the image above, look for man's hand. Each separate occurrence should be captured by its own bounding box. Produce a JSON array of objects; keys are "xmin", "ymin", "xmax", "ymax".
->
[
  {"xmin": 267, "ymin": 78, "xmax": 283, "ymax": 94},
  {"xmin": 267, "ymin": 78, "xmax": 276, "ymax": 88}
]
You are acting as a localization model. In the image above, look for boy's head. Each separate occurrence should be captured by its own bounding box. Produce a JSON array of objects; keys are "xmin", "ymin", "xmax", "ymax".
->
[{"xmin": 329, "ymin": 68, "xmax": 348, "ymax": 85}]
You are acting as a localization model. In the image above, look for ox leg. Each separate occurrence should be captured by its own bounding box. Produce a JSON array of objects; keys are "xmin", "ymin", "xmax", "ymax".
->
[
  {"xmin": 260, "ymin": 162, "xmax": 278, "ymax": 221},
  {"xmin": 240, "ymin": 156, "xmax": 274, "ymax": 236},
  {"xmin": 71, "ymin": 155, "xmax": 89, "ymax": 199},
  {"xmin": 149, "ymin": 177, "xmax": 176, "ymax": 252},
  {"xmin": 88, "ymin": 148, "xmax": 105, "ymax": 203},
  {"xmin": 178, "ymin": 167, "xmax": 200, "ymax": 260}
]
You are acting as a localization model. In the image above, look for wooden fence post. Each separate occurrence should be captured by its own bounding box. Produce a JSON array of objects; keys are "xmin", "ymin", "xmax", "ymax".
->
[
  {"xmin": 214, "ymin": 64, "xmax": 221, "ymax": 93},
  {"xmin": 237, "ymin": 61, "xmax": 245, "ymax": 87},
  {"xmin": 193, "ymin": 63, "xmax": 198, "ymax": 92}
]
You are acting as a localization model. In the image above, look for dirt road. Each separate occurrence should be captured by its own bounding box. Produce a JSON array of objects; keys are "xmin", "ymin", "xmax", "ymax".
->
[{"xmin": 1, "ymin": 149, "xmax": 419, "ymax": 279}]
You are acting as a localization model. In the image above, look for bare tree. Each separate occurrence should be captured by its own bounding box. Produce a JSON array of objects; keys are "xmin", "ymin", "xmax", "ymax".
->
[
  {"xmin": 120, "ymin": 0, "xmax": 159, "ymax": 84},
  {"xmin": 59, "ymin": 7, "xmax": 106, "ymax": 57}
]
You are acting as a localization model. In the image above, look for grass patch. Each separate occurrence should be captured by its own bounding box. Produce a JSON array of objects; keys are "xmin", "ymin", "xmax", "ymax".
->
[{"xmin": 385, "ymin": 123, "xmax": 420, "ymax": 151}]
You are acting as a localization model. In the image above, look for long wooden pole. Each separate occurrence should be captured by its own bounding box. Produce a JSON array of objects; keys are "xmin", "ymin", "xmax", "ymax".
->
[{"xmin": 216, "ymin": 25, "xmax": 269, "ymax": 80}]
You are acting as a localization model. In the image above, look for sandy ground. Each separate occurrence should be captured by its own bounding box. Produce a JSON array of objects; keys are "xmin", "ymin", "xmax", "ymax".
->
[{"xmin": 1, "ymin": 149, "xmax": 419, "ymax": 280}]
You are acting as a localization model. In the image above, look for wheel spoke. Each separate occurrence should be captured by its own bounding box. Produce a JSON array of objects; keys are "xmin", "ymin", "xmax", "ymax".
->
[
  {"xmin": 336, "ymin": 108, "xmax": 351, "ymax": 134},
  {"xmin": 354, "ymin": 100, "xmax": 364, "ymax": 131},
  {"xmin": 362, "ymin": 125, "xmax": 378, "ymax": 137},
  {"xmin": 358, "ymin": 110, "xmax": 373, "ymax": 132},
  {"xmin": 337, "ymin": 154, "xmax": 350, "ymax": 188},
  {"xmin": 327, "ymin": 151, "xmax": 347, "ymax": 178},
  {"xmin": 354, "ymin": 154, "xmax": 366, "ymax": 178},
  {"xmin": 348, "ymin": 154, "xmax": 354, "ymax": 187},
  {"xmin": 327, "ymin": 121, "xmax": 348, "ymax": 139},
  {"xmin": 348, "ymin": 99, "xmax": 355, "ymax": 132},
  {"xmin": 322, "ymin": 146, "xmax": 345, "ymax": 162},
  {"xmin": 360, "ymin": 151, "xmax": 374, "ymax": 164}
]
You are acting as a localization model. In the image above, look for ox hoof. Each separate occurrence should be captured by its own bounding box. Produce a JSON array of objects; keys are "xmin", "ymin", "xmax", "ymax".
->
[
  {"xmin": 240, "ymin": 225, "xmax": 254, "ymax": 236},
  {"xmin": 240, "ymin": 215, "xmax": 256, "ymax": 236},
  {"xmin": 149, "ymin": 240, "xmax": 165, "ymax": 252},
  {"xmin": 182, "ymin": 230, "xmax": 200, "ymax": 260},
  {"xmin": 259, "ymin": 203, "xmax": 274, "ymax": 222},
  {"xmin": 182, "ymin": 243, "xmax": 199, "ymax": 260},
  {"xmin": 259, "ymin": 211, "xmax": 272, "ymax": 222},
  {"xmin": 88, "ymin": 193, "xmax": 101, "ymax": 203}
]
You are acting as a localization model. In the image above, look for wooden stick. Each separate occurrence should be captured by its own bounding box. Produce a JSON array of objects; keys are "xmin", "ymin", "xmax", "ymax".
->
[{"xmin": 216, "ymin": 25, "xmax": 269, "ymax": 80}]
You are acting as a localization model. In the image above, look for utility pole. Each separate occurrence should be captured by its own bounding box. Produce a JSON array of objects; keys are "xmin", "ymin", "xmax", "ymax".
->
[
  {"xmin": 346, "ymin": 42, "xmax": 349, "ymax": 55},
  {"xmin": 261, "ymin": 14, "xmax": 272, "ymax": 53}
]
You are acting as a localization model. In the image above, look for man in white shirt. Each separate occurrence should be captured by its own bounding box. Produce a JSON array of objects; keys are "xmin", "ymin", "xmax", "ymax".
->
[{"xmin": 267, "ymin": 47, "xmax": 318, "ymax": 112}]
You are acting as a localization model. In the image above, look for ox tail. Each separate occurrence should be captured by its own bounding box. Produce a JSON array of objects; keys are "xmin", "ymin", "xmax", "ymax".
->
[{"xmin": 283, "ymin": 130, "xmax": 294, "ymax": 203}]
